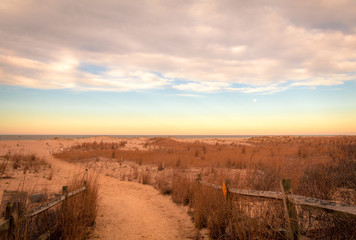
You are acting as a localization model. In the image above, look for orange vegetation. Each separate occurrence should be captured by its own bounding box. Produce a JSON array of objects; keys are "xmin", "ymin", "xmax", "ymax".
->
[{"xmin": 54, "ymin": 136, "xmax": 356, "ymax": 239}]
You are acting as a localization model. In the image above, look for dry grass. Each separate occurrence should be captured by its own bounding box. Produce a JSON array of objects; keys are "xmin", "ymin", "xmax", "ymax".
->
[
  {"xmin": 56, "ymin": 173, "xmax": 99, "ymax": 239},
  {"xmin": 167, "ymin": 172, "xmax": 286, "ymax": 239},
  {"xmin": 0, "ymin": 158, "xmax": 8, "ymax": 178},
  {"xmin": 1, "ymin": 172, "xmax": 99, "ymax": 240},
  {"xmin": 140, "ymin": 171, "xmax": 151, "ymax": 185},
  {"xmin": 156, "ymin": 174, "xmax": 172, "ymax": 195},
  {"xmin": 54, "ymin": 136, "xmax": 356, "ymax": 239},
  {"xmin": 1, "ymin": 153, "xmax": 49, "ymax": 174}
]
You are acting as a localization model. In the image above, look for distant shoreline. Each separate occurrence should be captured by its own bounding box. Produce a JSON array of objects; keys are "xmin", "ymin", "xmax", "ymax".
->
[{"xmin": 0, "ymin": 134, "xmax": 348, "ymax": 141}]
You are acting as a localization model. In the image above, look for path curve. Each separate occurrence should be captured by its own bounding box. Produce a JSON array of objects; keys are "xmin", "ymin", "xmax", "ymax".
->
[{"xmin": 0, "ymin": 139, "xmax": 198, "ymax": 240}]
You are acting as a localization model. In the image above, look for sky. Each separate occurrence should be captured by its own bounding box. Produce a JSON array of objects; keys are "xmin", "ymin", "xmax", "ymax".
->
[{"xmin": 0, "ymin": 0, "xmax": 356, "ymax": 135}]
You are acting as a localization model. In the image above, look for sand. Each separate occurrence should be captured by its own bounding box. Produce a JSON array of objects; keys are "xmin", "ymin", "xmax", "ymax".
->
[
  {"xmin": 95, "ymin": 177, "xmax": 197, "ymax": 239},
  {"xmin": 0, "ymin": 137, "xmax": 199, "ymax": 240}
]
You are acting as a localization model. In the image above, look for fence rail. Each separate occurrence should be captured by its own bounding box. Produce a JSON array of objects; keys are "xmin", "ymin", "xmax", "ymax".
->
[
  {"xmin": 199, "ymin": 180, "xmax": 356, "ymax": 217},
  {"xmin": 0, "ymin": 170, "xmax": 88, "ymax": 239},
  {"xmin": 198, "ymin": 178, "xmax": 356, "ymax": 240},
  {"xmin": 0, "ymin": 186, "xmax": 86, "ymax": 231},
  {"xmin": 198, "ymin": 180, "xmax": 356, "ymax": 217},
  {"xmin": 291, "ymin": 194, "xmax": 356, "ymax": 217},
  {"xmin": 26, "ymin": 186, "xmax": 86, "ymax": 217}
]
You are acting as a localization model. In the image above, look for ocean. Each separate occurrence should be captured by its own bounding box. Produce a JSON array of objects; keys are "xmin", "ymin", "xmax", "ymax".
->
[{"xmin": 0, "ymin": 135, "xmax": 264, "ymax": 140}]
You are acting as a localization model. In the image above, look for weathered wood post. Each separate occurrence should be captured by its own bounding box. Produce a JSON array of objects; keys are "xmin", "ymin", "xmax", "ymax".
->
[
  {"xmin": 196, "ymin": 173, "xmax": 201, "ymax": 181},
  {"xmin": 62, "ymin": 186, "xmax": 68, "ymax": 211},
  {"xmin": 280, "ymin": 179, "xmax": 299, "ymax": 240},
  {"xmin": 62, "ymin": 186, "xmax": 68, "ymax": 197},
  {"xmin": 196, "ymin": 173, "xmax": 201, "ymax": 189},
  {"xmin": 222, "ymin": 179, "xmax": 232, "ymax": 203},
  {"xmin": 84, "ymin": 169, "xmax": 88, "ymax": 189},
  {"xmin": 3, "ymin": 202, "xmax": 20, "ymax": 237},
  {"xmin": 5, "ymin": 202, "xmax": 13, "ymax": 236},
  {"xmin": 4, "ymin": 202, "xmax": 11, "ymax": 220},
  {"xmin": 11, "ymin": 202, "xmax": 19, "ymax": 232}
]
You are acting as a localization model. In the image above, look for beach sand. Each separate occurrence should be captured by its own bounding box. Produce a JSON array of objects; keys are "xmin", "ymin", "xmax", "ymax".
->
[{"xmin": 0, "ymin": 137, "xmax": 199, "ymax": 240}]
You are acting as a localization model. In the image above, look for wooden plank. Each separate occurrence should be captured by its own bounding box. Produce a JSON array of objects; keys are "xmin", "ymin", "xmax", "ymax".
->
[
  {"xmin": 229, "ymin": 187, "xmax": 283, "ymax": 200},
  {"xmin": 27, "ymin": 186, "xmax": 86, "ymax": 217},
  {"xmin": 0, "ymin": 219, "xmax": 10, "ymax": 231},
  {"xmin": 68, "ymin": 187, "xmax": 86, "ymax": 197},
  {"xmin": 27, "ymin": 196, "xmax": 65, "ymax": 217},
  {"xmin": 291, "ymin": 194, "xmax": 356, "ymax": 217},
  {"xmin": 199, "ymin": 180, "xmax": 222, "ymax": 190},
  {"xmin": 199, "ymin": 180, "xmax": 282, "ymax": 199}
]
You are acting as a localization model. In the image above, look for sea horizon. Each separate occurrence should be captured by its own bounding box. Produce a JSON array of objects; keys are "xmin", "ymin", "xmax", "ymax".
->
[{"xmin": 0, "ymin": 134, "xmax": 350, "ymax": 141}]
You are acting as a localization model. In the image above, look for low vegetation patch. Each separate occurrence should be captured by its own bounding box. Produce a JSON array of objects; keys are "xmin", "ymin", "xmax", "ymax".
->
[
  {"xmin": 1, "ymin": 153, "xmax": 49, "ymax": 175},
  {"xmin": 53, "ymin": 136, "xmax": 356, "ymax": 239}
]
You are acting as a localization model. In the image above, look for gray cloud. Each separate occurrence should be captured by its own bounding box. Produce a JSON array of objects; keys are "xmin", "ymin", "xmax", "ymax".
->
[
  {"xmin": 0, "ymin": 0, "xmax": 355, "ymax": 93},
  {"xmin": 271, "ymin": 0, "xmax": 356, "ymax": 32}
]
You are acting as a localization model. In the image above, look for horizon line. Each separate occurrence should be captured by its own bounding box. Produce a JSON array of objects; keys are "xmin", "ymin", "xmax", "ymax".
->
[{"xmin": 1, "ymin": 134, "xmax": 355, "ymax": 137}]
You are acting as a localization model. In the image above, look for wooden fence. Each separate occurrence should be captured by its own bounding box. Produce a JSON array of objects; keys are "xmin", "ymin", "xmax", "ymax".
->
[
  {"xmin": 197, "ymin": 177, "xmax": 356, "ymax": 240},
  {"xmin": 0, "ymin": 170, "xmax": 88, "ymax": 239}
]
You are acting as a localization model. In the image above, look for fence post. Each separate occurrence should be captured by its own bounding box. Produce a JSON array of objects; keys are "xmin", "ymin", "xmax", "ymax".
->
[
  {"xmin": 5, "ymin": 202, "xmax": 11, "ymax": 220},
  {"xmin": 62, "ymin": 186, "xmax": 68, "ymax": 197},
  {"xmin": 4, "ymin": 202, "xmax": 20, "ymax": 237},
  {"xmin": 222, "ymin": 179, "xmax": 231, "ymax": 201},
  {"xmin": 5, "ymin": 202, "xmax": 13, "ymax": 236},
  {"xmin": 196, "ymin": 173, "xmax": 201, "ymax": 182},
  {"xmin": 196, "ymin": 173, "xmax": 201, "ymax": 188},
  {"xmin": 280, "ymin": 179, "xmax": 299, "ymax": 240},
  {"xmin": 12, "ymin": 202, "xmax": 19, "ymax": 230},
  {"xmin": 84, "ymin": 169, "xmax": 88, "ymax": 189},
  {"xmin": 62, "ymin": 186, "xmax": 68, "ymax": 210}
]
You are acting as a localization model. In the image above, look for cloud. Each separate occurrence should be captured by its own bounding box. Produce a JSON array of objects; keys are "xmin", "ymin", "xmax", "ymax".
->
[
  {"xmin": 227, "ymin": 85, "xmax": 289, "ymax": 94},
  {"xmin": 173, "ymin": 81, "xmax": 229, "ymax": 93},
  {"xmin": 271, "ymin": 0, "xmax": 356, "ymax": 32},
  {"xmin": 0, "ymin": 49, "xmax": 170, "ymax": 91},
  {"xmin": 172, "ymin": 80, "xmax": 289, "ymax": 94},
  {"xmin": 290, "ymin": 78, "xmax": 345, "ymax": 87},
  {"xmin": 176, "ymin": 93, "xmax": 202, "ymax": 98},
  {"xmin": 0, "ymin": 0, "xmax": 355, "ymax": 93}
]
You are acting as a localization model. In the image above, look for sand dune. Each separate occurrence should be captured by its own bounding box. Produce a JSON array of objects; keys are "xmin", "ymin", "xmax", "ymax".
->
[{"xmin": 0, "ymin": 138, "xmax": 198, "ymax": 239}]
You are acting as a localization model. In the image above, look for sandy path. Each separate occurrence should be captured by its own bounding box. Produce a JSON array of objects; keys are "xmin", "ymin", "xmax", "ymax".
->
[
  {"xmin": 0, "ymin": 139, "xmax": 198, "ymax": 240},
  {"xmin": 94, "ymin": 176, "xmax": 197, "ymax": 240}
]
